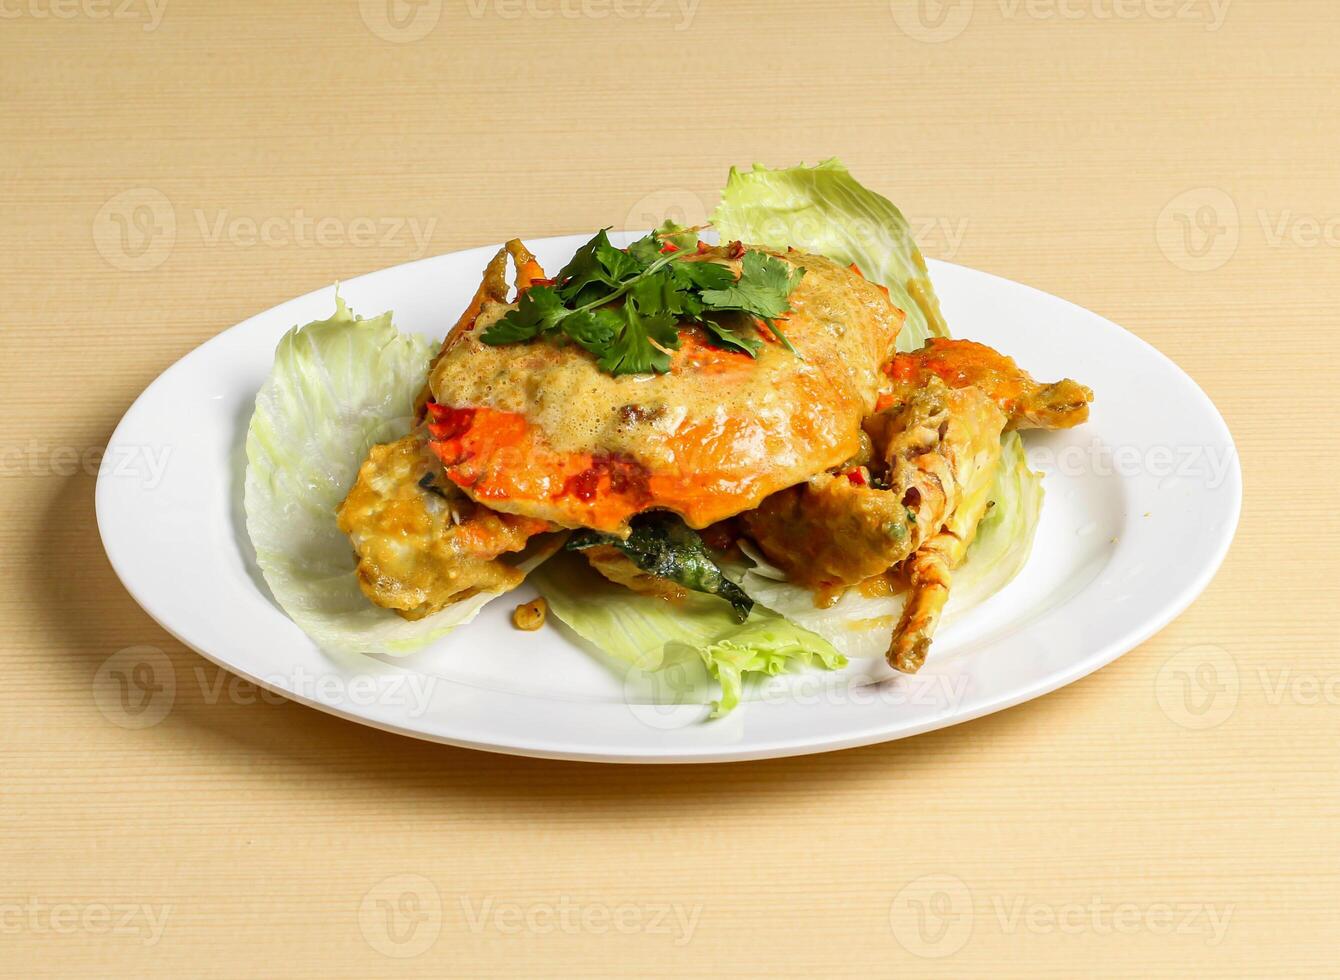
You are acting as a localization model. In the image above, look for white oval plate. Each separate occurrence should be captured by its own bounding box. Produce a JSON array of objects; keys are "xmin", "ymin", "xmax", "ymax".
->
[{"xmin": 96, "ymin": 233, "xmax": 1241, "ymax": 763}]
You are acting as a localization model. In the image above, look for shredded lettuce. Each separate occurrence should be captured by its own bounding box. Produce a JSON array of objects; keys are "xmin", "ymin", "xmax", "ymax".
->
[
  {"xmin": 712, "ymin": 158, "xmax": 950, "ymax": 350},
  {"xmin": 244, "ymin": 296, "xmax": 543, "ymax": 655}
]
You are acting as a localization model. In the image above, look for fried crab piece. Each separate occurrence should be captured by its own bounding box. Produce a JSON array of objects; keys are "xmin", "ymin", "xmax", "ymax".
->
[
  {"xmin": 744, "ymin": 378, "xmax": 1006, "ymax": 591},
  {"xmin": 336, "ymin": 433, "xmax": 550, "ymax": 620},
  {"xmin": 879, "ymin": 399, "xmax": 1002, "ymax": 673},
  {"xmin": 421, "ymin": 242, "xmax": 904, "ymax": 533},
  {"xmin": 745, "ymin": 339, "xmax": 1092, "ymax": 674},
  {"xmin": 335, "ymin": 241, "xmax": 553, "ymax": 621},
  {"xmin": 885, "ymin": 337, "xmax": 1092, "ymax": 430}
]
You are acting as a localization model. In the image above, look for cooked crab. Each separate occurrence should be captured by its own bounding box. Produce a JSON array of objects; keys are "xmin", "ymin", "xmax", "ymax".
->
[
  {"xmin": 744, "ymin": 340, "xmax": 1092, "ymax": 671},
  {"xmin": 421, "ymin": 243, "xmax": 905, "ymax": 533},
  {"xmin": 336, "ymin": 432, "xmax": 549, "ymax": 620},
  {"xmin": 338, "ymin": 233, "xmax": 1092, "ymax": 676}
]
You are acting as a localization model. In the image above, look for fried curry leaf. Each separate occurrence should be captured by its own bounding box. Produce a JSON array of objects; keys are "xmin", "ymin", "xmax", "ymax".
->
[{"xmin": 566, "ymin": 513, "xmax": 755, "ymax": 623}]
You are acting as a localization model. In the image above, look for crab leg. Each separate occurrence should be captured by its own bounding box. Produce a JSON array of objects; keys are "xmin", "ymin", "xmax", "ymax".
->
[
  {"xmin": 505, "ymin": 238, "xmax": 547, "ymax": 295},
  {"xmin": 417, "ymin": 240, "xmax": 548, "ymax": 417},
  {"xmin": 887, "ymin": 338, "xmax": 1092, "ymax": 431},
  {"xmin": 888, "ymin": 438, "xmax": 1000, "ymax": 673},
  {"xmin": 868, "ymin": 377, "xmax": 1006, "ymax": 672},
  {"xmin": 439, "ymin": 239, "xmax": 548, "ymax": 351}
]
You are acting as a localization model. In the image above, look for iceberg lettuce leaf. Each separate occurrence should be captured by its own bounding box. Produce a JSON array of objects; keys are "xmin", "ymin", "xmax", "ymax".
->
[
  {"xmin": 244, "ymin": 297, "xmax": 546, "ymax": 655},
  {"xmin": 712, "ymin": 158, "xmax": 950, "ymax": 350},
  {"xmin": 532, "ymin": 554, "xmax": 845, "ymax": 717}
]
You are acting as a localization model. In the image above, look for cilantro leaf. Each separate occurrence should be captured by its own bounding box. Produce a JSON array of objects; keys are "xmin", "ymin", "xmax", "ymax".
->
[
  {"xmin": 553, "ymin": 230, "xmax": 605, "ymax": 290},
  {"xmin": 561, "ymin": 308, "xmax": 620, "ymax": 355},
  {"xmin": 481, "ymin": 235, "xmax": 805, "ymax": 376},
  {"xmin": 479, "ymin": 312, "xmax": 540, "ymax": 345},
  {"xmin": 554, "ymin": 228, "xmax": 620, "ymax": 301},
  {"xmin": 699, "ymin": 250, "xmax": 804, "ymax": 319},
  {"xmin": 630, "ymin": 269, "xmax": 701, "ymax": 319},
  {"xmin": 626, "ymin": 232, "xmax": 664, "ymax": 265},
  {"xmin": 674, "ymin": 259, "xmax": 736, "ymax": 292},
  {"xmin": 656, "ymin": 219, "xmax": 700, "ymax": 253},
  {"xmin": 628, "ymin": 221, "xmax": 701, "ymax": 264},
  {"xmin": 480, "ymin": 285, "xmax": 567, "ymax": 345},
  {"xmin": 698, "ymin": 315, "xmax": 763, "ymax": 356},
  {"xmin": 594, "ymin": 237, "xmax": 643, "ymax": 283},
  {"xmin": 555, "ymin": 228, "xmax": 652, "ymax": 308},
  {"xmin": 598, "ymin": 298, "xmax": 681, "ymax": 375}
]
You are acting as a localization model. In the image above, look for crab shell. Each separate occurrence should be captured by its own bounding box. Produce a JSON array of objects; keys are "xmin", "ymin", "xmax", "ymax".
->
[{"xmin": 423, "ymin": 244, "xmax": 904, "ymax": 534}]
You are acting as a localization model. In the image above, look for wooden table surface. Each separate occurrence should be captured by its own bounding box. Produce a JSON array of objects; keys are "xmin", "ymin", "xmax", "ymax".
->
[{"xmin": 3, "ymin": 0, "xmax": 1332, "ymax": 975}]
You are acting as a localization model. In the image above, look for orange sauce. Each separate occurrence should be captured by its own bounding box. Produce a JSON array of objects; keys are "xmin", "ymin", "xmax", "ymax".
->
[
  {"xmin": 812, "ymin": 570, "xmax": 908, "ymax": 609},
  {"xmin": 858, "ymin": 570, "xmax": 909, "ymax": 598}
]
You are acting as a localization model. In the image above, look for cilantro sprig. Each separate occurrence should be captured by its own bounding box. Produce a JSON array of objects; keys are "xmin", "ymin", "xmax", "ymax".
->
[{"xmin": 479, "ymin": 225, "xmax": 805, "ymax": 376}]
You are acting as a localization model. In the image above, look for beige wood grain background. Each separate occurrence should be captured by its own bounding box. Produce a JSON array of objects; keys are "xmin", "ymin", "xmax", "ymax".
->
[{"xmin": 2, "ymin": 0, "xmax": 1333, "ymax": 975}]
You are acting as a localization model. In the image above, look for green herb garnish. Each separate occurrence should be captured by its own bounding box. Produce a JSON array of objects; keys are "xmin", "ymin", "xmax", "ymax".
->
[
  {"xmin": 480, "ymin": 224, "xmax": 805, "ymax": 375},
  {"xmin": 567, "ymin": 512, "xmax": 755, "ymax": 622}
]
